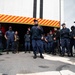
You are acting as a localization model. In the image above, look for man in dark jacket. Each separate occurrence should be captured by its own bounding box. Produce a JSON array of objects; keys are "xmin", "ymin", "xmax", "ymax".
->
[
  {"xmin": 5, "ymin": 26, "xmax": 15, "ymax": 54},
  {"xmin": 53, "ymin": 28, "xmax": 60, "ymax": 55},
  {"xmin": 29, "ymin": 19, "xmax": 44, "ymax": 59},
  {"xmin": 60, "ymin": 23, "xmax": 70, "ymax": 56},
  {"xmin": 0, "ymin": 25, "xmax": 3, "ymax": 55},
  {"xmin": 70, "ymin": 26, "xmax": 75, "ymax": 56}
]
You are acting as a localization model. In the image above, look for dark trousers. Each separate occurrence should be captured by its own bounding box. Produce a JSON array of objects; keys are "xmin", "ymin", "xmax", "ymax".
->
[
  {"xmin": 52, "ymin": 41, "xmax": 57, "ymax": 54},
  {"xmin": 41, "ymin": 41, "xmax": 44, "ymax": 53},
  {"xmin": 6, "ymin": 39, "xmax": 14, "ymax": 53},
  {"xmin": 47, "ymin": 42, "xmax": 53, "ymax": 53},
  {"xmin": 0, "ymin": 41, "xmax": 3, "ymax": 53},
  {"xmin": 56, "ymin": 40, "xmax": 60, "ymax": 54},
  {"xmin": 61, "ymin": 38, "xmax": 70, "ymax": 55},
  {"xmin": 52, "ymin": 40, "xmax": 60, "ymax": 54},
  {"xmin": 70, "ymin": 39, "xmax": 75, "ymax": 56},
  {"xmin": 14, "ymin": 41, "xmax": 19, "ymax": 53},
  {"xmin": 32, "ymin": 39, "xmax": 43, "ymax": 56},
  {"xmin": 44, "ymin": 42, "xmax": 48, "ymax": 53},
  {"xmin": 25, "ymin": 41, "xmax": 30, "ymax": 52}
]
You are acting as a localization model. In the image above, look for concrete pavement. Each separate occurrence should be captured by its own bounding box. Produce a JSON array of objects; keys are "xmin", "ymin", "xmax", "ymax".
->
[{"xmin": 0, "ymin": 52, "xmax": 75, "ymax": 75}]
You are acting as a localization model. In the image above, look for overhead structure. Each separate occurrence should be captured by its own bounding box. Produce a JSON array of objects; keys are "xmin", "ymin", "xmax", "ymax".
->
[{"xmin": 0, "ymin": 0, "xmax": 60, "ymax": 28}]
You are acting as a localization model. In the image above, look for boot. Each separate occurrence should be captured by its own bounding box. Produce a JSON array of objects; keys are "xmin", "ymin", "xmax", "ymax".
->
[
  {"xmin": 40, "ymin": 54, "xmax": 44, "ymax": 59},
  {"xmin": 33, "ymin": 54, "xmax": 37, "ymax": 59}
]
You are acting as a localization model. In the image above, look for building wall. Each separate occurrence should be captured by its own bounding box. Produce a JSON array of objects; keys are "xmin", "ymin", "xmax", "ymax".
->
[
  {"xmin": 64, "ymin": 0, "xmax": 75, "ymax": 29},
  {"xmin": 0, "ymin": 0, "xmax": 60, "ymax": 21},
  {"xmin": 0, "ymin": 0, "xmax": 33, "ymax": 18},
  {"xmin": 43, "ymin": 0, "xmax": 60, "ymax": 21}
]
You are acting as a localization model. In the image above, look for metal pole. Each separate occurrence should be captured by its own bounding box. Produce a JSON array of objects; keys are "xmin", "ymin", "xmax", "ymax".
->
[
  {"xmin": 40, "ymin": 0, "xmax": 43, "ymax": 19},
  {"xmin": 33, "ymin": 0, "xmax": 37, "ymax": 18}
]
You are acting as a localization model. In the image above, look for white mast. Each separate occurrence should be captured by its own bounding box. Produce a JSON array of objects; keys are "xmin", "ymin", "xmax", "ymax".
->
[{"xmin": 61, "ymin": 0, "xmax": 64, "ymax": 24}]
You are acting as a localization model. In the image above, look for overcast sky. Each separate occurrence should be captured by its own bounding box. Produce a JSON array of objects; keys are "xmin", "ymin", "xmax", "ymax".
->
[{"xmin": 64, "ymin": 0, "xmax": 75, "ymax": 29}]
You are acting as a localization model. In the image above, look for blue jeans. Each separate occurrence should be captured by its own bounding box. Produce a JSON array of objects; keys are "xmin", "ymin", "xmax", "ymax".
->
[
  {"xmin": 25, "ymin": 42, "xmax": 30, "ymax": 52},
  {"xmin": 6, "ymin": 39, "xmax": 14, "ymax": 52},
  {"xmin": 32, "ymin": 39, "xmax": 43, "ymax": 56}
]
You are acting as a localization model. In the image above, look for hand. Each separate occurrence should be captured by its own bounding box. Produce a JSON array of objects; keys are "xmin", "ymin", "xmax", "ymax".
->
[
  {"xmin": 6, "ymin": 37, "xmax": 8, "ymax": 40},
  {"xmin": 41, "ymin": 37, "xmax": 43, "ymax": 40},
  {"xmin": 54, "ymin": 38, "xmax": 56, "ymax": 40},
  {"xmin": 73, "ymin": 37, "xmax": 75, "ymax": 39},
  {"xmin": 46, "ymin": 40, "xmax": 48, "ymax": 43},
  {"xmin": 37, "ymin": 26, "xmax": 40, "ymax": 29},
  {"xmin": 45, "ymin": 39, "xmax": 48, "ymax": 42},
  {"xmin": 14, "ymin": 40, "xmax": 16, "ymax": 41},
  {"xmin": 28, "ymin": 28, "xmax": 30, "ymax": 31}
]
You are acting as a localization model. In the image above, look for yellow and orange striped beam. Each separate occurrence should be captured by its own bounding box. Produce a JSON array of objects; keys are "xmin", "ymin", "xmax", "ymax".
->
[{"xmin": 0, "ymin": 14, "xmax": 60, "ymax": 28}]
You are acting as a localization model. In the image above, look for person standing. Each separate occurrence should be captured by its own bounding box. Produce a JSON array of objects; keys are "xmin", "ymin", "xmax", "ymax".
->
[
  {"xmin": 60, "ymin": 23, "xmax": 70, "ymax": 56},
  {"xmin": 53, "ymin": 28, "xmax": 60, "ymax": 55},
  {"xmin": 70, "ymin": 26, "xmax": 75, "ymax": 56},
  {"xmin": 24, "ymin": 31, "xmax": 31, "ymax": 53},
  {"xmin": 14, "ymin": 31, "xmax": 19, "ymax": 53},
  {"xmin": 5, "ymin": 26, "xmax": 15, "ymax": 54},
  {"xmin": 0, "ymin": 25, "xmax": 3, "ymax": 55},
  {"xmin": 29, "ymin": 19, "xmax": 44, "ymax": 59}
]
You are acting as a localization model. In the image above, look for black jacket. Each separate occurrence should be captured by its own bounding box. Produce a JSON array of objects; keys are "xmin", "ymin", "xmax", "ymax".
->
[
  {"xmin": 53, "ymin": 30, "xmax": 60, "ymax": 40},
  {"xmin": 0, "ymin": 30, "xmax": 3, "ymax": 41},
  {"xmin": 70, "ymin": 28, "xmax": 75, "ymax": 39},
  {"xmin": 30, "ymin": 25, "xmax": 43, "ymax": 40},
  {"xmin": 60, "ymin": 28, "xmax": 70, "ymax": 39},
  {"xmin": 47, "ymin": 34, "xmax": 53, "ymax": 42}
]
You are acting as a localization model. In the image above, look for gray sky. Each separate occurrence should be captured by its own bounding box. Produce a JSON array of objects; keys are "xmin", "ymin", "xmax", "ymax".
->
[{"xmin": 64, "ymin": 0, "xmax": 75, "ymax": 29}]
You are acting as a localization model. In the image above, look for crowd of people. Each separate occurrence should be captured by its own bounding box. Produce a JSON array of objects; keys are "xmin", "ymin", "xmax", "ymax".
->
[{"xmin": 0, "ymin": 20, "xmax": 75, "ymax": 59}]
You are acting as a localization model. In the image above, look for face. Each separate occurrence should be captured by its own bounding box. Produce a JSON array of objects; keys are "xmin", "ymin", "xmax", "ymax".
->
[
  {"xmin": 62, "ymin": 25, "xmax": 66, "ymax": 28},
  {"xmin": 15, "ymin": 31, "xmax": 18, "ymax": 34},
  {"xmin": 49, "ymin": 31, "xmax": 52, "ymax": 34},
  {"xmin": 9, "ymin": 27, "xmax": 12, "ymax": 31},
  {"xmin": 54, "ymin": 28, "xmax": 57, "ymax": 31},
  {"xmin": 28, "ymin": 27, "xmax": 30, "ymax": 30},
  {"xmin": 34, "ymin": 21, "xmax": 38, "ymax": 25}
]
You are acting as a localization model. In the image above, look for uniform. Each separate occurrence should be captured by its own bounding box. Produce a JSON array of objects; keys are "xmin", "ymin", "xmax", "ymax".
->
[
  {"xmin": 5, "ymin": 30, "xmax": 15, "ymax": 53},
  {"xmin": 31, "ymin": 24, "xmax": 44, "ymax": 58},
  {"xmin": 41, "ymin": 36, "xmax": 44, "ymax": 53},
  {"xmin": 24, "ymin": 33, "xmax": 31, "ymax": 53},
  {"xmin": 60, "ymin": 27, "xmax": 70, "ymax": 56},
  {"xmin": 70, "ymin": 26, "xmax": 75, "ymax": 56}
]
